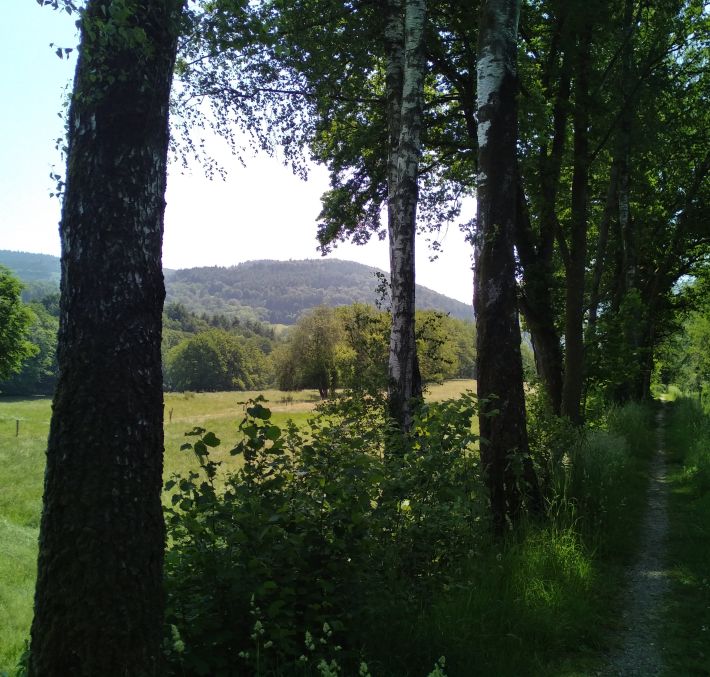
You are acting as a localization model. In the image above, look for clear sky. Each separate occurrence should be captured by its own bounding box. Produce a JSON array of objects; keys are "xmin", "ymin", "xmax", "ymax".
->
[{"xmin": 1, "ymin": 2, "xmax": 475, "ymax": 305}]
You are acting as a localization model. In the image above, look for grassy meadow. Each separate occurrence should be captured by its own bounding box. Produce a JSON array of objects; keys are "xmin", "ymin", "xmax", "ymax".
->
[{"xmin": 0, "ymin": 381, "xmax": 476, "ymax": 673}]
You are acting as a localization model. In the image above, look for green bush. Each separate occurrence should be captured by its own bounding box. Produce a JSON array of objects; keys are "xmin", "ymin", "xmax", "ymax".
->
[
  {"xmin": 161, "ymin": 394, "xmax": 653, "ymax": 675},
  {"xmin": 163, "ymin": 393, "xmax": 482, "ymax": 675},
  {"xmin": 607, "ymin": 401, "xmax": 656, "ymax": 459},
  {"xmin": 667, "ymin": 398, "xmax": 710, "ymax": 493}
]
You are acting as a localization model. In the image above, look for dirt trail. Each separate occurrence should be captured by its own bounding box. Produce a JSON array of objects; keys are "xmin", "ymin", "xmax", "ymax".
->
[{"xmin": 603, "ymin": 405, "xmax": 670, "ymax": 676}]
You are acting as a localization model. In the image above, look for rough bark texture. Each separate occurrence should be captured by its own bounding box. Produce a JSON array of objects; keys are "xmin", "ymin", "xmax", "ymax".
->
[
  {"xmin": 386, "ymin": 0, "xmax": 426, "ymax": 431},
  {"xmin": 475, "ymin": 0, "xmax": 541, "ymax": 531},
  {"xmin": 29, "ymin": 2, "xmax": 183, "ymax": 675},
  {"xmin": 561, "ymin": 24, "xmax": 591, "ymax": 425}
]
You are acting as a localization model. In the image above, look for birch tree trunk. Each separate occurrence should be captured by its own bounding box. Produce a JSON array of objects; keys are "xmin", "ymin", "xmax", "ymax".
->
[
  {"xmin": 29, "ymin": 1, "xmax": 183, "ymax": 674},
  {"xmin": 475, "ymin": 0, "xmax": 541, "ymax": 531},
  {"xmin": 386, "ymin": 0, "xmax": 426, "ymax": 432}
]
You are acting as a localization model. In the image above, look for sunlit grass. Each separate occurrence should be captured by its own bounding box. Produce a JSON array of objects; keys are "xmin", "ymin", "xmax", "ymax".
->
[
  {"xmin": 0, "ymin": 398, "xmax": 50, "ymax": 674},
  {"xmin": 0, "ymin": 383, "xmax": 479, "ymax": 673}
]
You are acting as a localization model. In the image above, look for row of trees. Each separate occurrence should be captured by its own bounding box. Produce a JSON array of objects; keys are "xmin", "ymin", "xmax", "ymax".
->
[
  {"xmin": 1, "ymin": 289, "xmax": 478, "ymax": 396},
  {"xmin": 25, "ymin": 0, "xmax": 708, "ymax": 673},
  {"xmin": 273, "ymin": 304, "xmax": 476, "ymax": 397},
  {"xmin": 174, "ymin": 0, "xmax": 708, "ymax": 516},
  {"xmin": 163, "ymin": 303, "xmax": 475, "ymax": 394}
]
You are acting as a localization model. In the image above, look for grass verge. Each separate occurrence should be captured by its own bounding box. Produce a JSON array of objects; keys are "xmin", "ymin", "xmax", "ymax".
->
[
  {"xmin": 352, "ymin": 401, "xmax": 656, "ymax": 676},
  {"xmin": 663, "ymin": 398, "xmax": 710, "ymax": 675}
]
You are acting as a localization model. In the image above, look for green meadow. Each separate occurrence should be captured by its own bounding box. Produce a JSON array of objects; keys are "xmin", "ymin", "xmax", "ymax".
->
[{"xmin": 0, "ymin": 381, "xmax": 476, "ymax": 673}]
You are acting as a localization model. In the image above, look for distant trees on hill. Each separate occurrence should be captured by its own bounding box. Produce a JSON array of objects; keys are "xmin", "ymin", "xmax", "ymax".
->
[
  {"xmin": 0, "ymin": 252, "xmax": 474, "ymax": 326},
  {"xmin": 165, "ymin": 259, "xmax": 474, "ymax": 324}
]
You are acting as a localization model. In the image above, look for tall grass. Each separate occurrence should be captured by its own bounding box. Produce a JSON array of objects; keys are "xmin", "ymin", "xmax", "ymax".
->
[
  {"xmin": 663, "ymin": 398, "xmax": 710, "ymax": 674},
  {"xmin": 305, "ymin": 400, "xmax": 657, "ymax": 676}
]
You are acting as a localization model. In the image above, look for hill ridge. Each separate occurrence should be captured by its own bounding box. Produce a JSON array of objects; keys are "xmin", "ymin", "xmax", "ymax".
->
[{"xmin": 0, "ymin": 251, "xmax": 473, "ymax": 324}]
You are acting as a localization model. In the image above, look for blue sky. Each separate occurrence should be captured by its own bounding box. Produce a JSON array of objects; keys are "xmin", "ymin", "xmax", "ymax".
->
[{"xmin": 1, "ymin": 1, "xmax": 475, "ymax": 305}]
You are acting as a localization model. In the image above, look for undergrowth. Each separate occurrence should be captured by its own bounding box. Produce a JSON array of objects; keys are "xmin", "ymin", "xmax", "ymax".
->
[
  {"xmin": 162, "ymin": 393, "xmax": 655, "ymax": 676},
  {"xmin": 663, "ymin": 398, "xmax": 710, "ymax": 674}
]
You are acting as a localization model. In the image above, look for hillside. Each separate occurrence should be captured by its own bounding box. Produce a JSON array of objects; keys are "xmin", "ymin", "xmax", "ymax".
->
[
  {"xmin": 164, "ymin": 259, "xmax": 473, "ymax": 323},
  {"xmin": 0, "ymin": 251, "xmax": 473, "ymax": 324},
  {"xmin": 0, "ymin": 250, "xmax": 60, "ymax": 283}
]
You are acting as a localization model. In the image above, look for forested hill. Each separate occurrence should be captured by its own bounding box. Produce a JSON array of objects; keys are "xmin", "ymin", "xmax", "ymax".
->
[
  {"xmin": 165, "ymin": 259, "xmax": 473, "ymax": 324},
  {"xmin": 0, "ymin": 250, "xmax": 60, "ymax": 282},
  {"xmin": 0, "ymin": 251, "xmax": 473, "ymax": 324}
]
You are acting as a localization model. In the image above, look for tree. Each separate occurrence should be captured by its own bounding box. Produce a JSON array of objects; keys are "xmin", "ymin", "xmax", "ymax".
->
[
  {"xmin": 335, "ymin": 303, "xmax": 390, "ymax": 393},
  {"xmin": 475, "ymin": 0, "xmax": 541, "ymax": 531},
  {"xmin": 272, "ymin": 306, "xmax": 343, "ymax": 397},
  {"xmin": 174, "ymin": 0, "xmax": 433, "ymax": 430},
  {"xmin": 29, "ymin": 1, "xmax": 184, "ymax": 674},
  {"xmin": 165, "ymin": 329, "xmax": 267, "ymax": 391},
  {"xmin": 0, "ymin": 302, "xmax": 58, "ymax": 396},
  {"xmin": 0, "ymin": 265, "xmax": 37, "ymax": 380},
  {"xmin": 384, "ymin": 0, "xmax": 427, "ymax": 431}
]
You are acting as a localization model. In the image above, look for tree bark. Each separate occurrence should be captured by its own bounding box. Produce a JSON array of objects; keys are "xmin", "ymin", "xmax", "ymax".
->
[
  {"xmin": 561, "ymin": 24, "xmax": 591, "ymax": 425},
  {"xmin": 386, "ymin": 0, "xmax": 426, "ymax": 431},
  {"xmin": 514, "ymin": 180, "xmax": 564, "ymax": 414},
  {"xmin": 29, "ymin": 2, "xmax": 183, "ymax": 675},
  {"xmin": 475, "ymin": 0, "xmax": 541, "ymax": 532},
  {"xmin": 513, "ymin": 34, "xmax": 571, "ymax": 416}
]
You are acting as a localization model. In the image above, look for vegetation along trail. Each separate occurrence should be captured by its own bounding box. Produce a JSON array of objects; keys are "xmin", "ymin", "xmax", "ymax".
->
[{"xmin": 604, "ymin": 405, "xmax": 670, "ymax": 676}]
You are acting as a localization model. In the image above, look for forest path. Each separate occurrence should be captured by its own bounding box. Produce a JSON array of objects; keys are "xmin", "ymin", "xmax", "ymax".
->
[{"xmin": 603, "ymin": 405, "xmax": 670, "ymax": 676}]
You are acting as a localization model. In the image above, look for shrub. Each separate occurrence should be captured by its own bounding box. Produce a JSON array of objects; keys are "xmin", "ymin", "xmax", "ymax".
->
[
  {"xmin": 163, "ymin": 393, "xmax": 482, "ymax": 675},
  {"xmin": 667, "ymin": 398, "xmax": 710, "ymax": 493}
]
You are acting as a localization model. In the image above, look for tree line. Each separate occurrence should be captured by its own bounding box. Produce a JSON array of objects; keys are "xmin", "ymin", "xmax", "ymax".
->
[
  {"xmin": 18, "ymin": 0, "xmax": 709, "ymax": 673},
  {"xmin": 164, "ymin": 301, "xmax": 477, "ymax": 394},
  {"xmin": 1, "ymin": 290, "xmax": 478, "ymax": 396}
]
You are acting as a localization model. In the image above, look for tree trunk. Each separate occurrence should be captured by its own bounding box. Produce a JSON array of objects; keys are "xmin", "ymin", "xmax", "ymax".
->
[
  {"xmin": 386, "ymin": 0, "xmax": 426, "ymax": 431},
  {"xmin": 29, "ymin": 2, "xmax": 183, "ymax": 675},
  {"xmin": 561, "ymin": 24, "xmax": 591, "ymax": 426},
  {"xmin": 514, "ymin": 180, "xmax": 564, "ymax": 414},
  {"xmin": 513, "ymin": 39, "xmax": 571, "ymax": 416},
  {"xmin": 475, "ymin": 0, "xmax": 541, "ymax": 533}
]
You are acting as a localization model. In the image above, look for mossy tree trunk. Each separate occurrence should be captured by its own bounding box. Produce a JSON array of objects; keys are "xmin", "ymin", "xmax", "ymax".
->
[{"xmin": 29, "ymin": 1, "xmax": 183, "ymax": 675}]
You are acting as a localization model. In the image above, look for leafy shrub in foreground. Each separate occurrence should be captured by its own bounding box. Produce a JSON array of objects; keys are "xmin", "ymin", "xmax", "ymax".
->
[{"xmin": 163, "ymin": 393, "xmax": 482, "ymax": 675}]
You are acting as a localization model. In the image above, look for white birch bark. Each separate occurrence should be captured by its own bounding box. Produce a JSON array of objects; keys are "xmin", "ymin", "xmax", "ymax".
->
[{"xmin": 386, "ymin": 0, "xmax": 426, "ymax": 432}]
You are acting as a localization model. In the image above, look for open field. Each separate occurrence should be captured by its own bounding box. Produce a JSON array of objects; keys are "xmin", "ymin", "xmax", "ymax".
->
[{"xmin": 0, "ymin": 381, "xmax": 476, "ymax": 673}]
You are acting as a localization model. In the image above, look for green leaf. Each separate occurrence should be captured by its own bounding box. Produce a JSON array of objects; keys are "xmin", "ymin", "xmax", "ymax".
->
[
  {"xmin": 203, "ymin": 431, "xmax": 221, "ymax": 447},
  {"xmin": 247, "ymin": 403, "xmax": 271, "ymax": 420}
]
